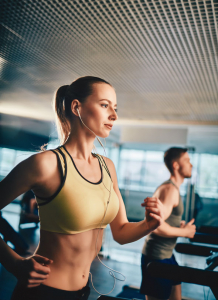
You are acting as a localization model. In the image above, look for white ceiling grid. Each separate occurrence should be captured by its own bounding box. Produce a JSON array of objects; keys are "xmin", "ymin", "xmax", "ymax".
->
[{"xmin": 0, "ymin": 0, "xmax": 217, "ymax": 124}]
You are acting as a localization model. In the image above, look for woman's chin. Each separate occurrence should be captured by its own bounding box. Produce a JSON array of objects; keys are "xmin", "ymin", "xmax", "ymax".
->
[{"xmin": 98, "ymin": 132, "xmax": 110, "ymax": 139}]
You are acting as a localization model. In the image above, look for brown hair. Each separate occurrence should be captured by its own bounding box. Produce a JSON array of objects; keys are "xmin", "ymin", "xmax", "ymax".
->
[
  {"xmin": 54, "ymin": 76, "xmax": 111, "ymax": 144},
  {"xmin": 164, "ymin": 147, "xmax": 188, "ymax": 174}
]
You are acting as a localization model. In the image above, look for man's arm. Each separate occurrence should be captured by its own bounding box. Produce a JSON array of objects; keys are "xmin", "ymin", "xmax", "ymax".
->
[
  {"xmin": 153, "ymin": 219, "xmax": 196, "ymax": 238},
  {"xmin": 152, "ymin": 185, "xmax": 196, "ymax": 238}
]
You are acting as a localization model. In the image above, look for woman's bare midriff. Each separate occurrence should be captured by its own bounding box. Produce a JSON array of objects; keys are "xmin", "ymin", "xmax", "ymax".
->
[{"xmin": 35, "ymin": 228, "xmax": 104, "ymax": 291}]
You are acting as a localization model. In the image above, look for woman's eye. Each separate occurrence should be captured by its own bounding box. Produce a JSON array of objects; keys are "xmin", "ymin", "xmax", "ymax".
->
[
  {"xmin": 115, "ymin": 108, "xmax": 118, "ymax": 113},
  {"xmin": 101, "ymin": 104, "xmax": 108, "ymax": 108}
]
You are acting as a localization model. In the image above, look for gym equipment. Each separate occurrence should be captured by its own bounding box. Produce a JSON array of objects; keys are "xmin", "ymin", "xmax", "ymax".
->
[
  {"xmin": 175, "ymin": 242, "xmax": 218, "ymax": 257},
  {"xmin": 197, "ymin": 226, "xmax": 218, "ymax": 235},
  {"xmin": 111, "ymin": 244, "xmax": 218, "ymax": 300},
  {"xmin": 190, "ymin": 232, "xmax": 218, "ymax": 245},
  {"xmin": 0, "ymin": 211, "xmax": 29, "ymax": 255},
  {"xmin": 115, "ymin": 285, "xmax": 144, "ymax": 300},
  {"xmin": 98, "ymin": 296, "xmax": 128, "ymax": 300},
  {"xmin": 147, "ymin": 251, "xmax": 218, "ymax": 299}
]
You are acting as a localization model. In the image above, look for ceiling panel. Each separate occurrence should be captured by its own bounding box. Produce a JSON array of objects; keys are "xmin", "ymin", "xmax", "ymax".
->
[{"xmin": 0, "ymin": 0, "xmax": 217, "ymax": 124}]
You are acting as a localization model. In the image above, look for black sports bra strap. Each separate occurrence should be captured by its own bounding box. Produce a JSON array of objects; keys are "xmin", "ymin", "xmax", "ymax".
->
[
  {"xmin": 55, "ymin": 148, "xmax": 67, "ymax": 178},
  {"xmin": 51, "ymin": 150, "xmax": 64, "ymax": 179},
  {"xmin": 37, "ymin": 148, "xmax": 67, "ymax": 206},
  {"xmin": 95, "ymin": 154, "xmax": 111, "ymax": 179}
]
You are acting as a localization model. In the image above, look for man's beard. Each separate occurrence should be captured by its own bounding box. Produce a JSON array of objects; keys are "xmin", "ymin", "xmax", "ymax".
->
[
  {"xmin": 184, "ymin": 174, "xmax": 192, "ymax": 179},
  {"xmin": 179, "ymin": 167, "xmax": 192, "ymax": 179}
]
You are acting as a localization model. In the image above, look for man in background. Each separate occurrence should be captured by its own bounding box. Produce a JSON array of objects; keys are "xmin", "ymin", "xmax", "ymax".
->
[{"xmin": 140, "ymin": 147, "xmax": 196, "ymax": 300}]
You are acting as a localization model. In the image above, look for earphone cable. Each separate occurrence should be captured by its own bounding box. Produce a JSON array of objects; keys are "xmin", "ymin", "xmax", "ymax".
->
[{"xmin": 77, "ymin": 109, "xmax": 126, "ymax": 295}]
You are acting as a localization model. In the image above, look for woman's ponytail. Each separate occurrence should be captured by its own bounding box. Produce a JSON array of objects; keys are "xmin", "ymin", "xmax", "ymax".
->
[{"xmin": 54, "ymin": 85, "xmax": 71, "ymax": 145}]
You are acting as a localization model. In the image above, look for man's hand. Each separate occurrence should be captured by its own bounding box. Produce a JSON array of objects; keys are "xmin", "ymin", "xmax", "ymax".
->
[{"xmin": 183, "ymin": 218, "xmax": 196, "ymax": 238}]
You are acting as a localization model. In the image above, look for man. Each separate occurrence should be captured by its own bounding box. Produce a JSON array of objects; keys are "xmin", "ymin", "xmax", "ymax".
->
[{"xmin": 140, "ymin": 147, "xmax": 196, "ymax": 300}]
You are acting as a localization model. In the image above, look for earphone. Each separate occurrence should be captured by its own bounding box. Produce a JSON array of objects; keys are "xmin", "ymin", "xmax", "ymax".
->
[
  {"xmin": 76, "ymin": 108, "xmax": 104, "ymax": 148},
  {"xmin": 76, "ymin": 107, "xmax": 126, "ymax": 295}
]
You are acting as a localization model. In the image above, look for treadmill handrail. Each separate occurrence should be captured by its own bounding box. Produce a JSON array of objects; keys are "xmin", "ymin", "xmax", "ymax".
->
[
  {"xmin": 147, "ymin": 261, "xmax": 218, "ymax": 288},
  {"xmin": 175, "ymin": 243, "xmax": 218, "ymax": 257},
  {"xmin": 190, "ymin": 232, "xmax": 218, "ymax": 245}
]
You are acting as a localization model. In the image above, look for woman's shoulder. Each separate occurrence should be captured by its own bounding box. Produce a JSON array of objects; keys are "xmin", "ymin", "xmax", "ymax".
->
[
  {"xmin": 94, "ymin": 154, "xmax": 114, "ymax": 167},
  {"xmin": 30, "ymin": 149, "xmax": 58, "ymax": 164},
  {"xmin": 25, "ymin": 149, "xmax": 60, "ymax": 177},
  {"xmin": 101, "ymin": 155, "xmax": 114, "ymax": 166}
]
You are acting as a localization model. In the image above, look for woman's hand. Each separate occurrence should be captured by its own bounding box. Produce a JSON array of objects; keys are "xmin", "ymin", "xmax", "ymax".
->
[
  {"xmin": 13, "ymin": 254, "xmax": 53, "ymax": 288},
  {"xmin": 141, "ymin": 197, "xmax": 164, "ymax": 232}
]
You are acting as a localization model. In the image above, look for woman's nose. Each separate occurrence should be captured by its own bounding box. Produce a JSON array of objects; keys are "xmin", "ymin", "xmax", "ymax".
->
[{"xmin": 110, "ymin": 108, "xmax": 118, "ymax": 121}]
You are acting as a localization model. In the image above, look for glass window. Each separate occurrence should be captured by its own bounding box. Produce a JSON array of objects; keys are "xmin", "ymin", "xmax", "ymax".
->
[
  {"xmin": 0, "ymin": 148, "xmax": 36, "ymax": 178},
  {"xmin": 145, "ymin": 151, "xmax": 164, "ymax": 162},
  {"xmin": 118, "ymin": 149, "xmax": 171, "ymax": 192},
  {"xmin": 46, "ymin": 139, "xmax": 60, "ymax": 150},
  {"xmin": 143, "ymin": 151, "xmax": 169, "ymax": 189},
  {"xmin": 121, "ymin": 149, "xmax": 145, "ymax": 161},
  {"xmin": 196, "ymin": 154, "xmax": 218, "ymax": 198},
  {"xmin": 14, "ymin": 151, "xmax": 35, "ymax": 167},
  {"xmin": 110, "ymin": 147, "xmax": 120, "ymax": 170},
  {"xmin": 0, "ymin": 148, "xmax": 16, "ymax": 176},
  {"xmin": 143, "ymin": 160, "xmax": 170, "ymax": 188},
  {"xmin": 119, "ymin": 149, "xmax": 146, "ymax": 189},
  {"xmin": 193, "ymin": 154, "xmax": 218, "ymax": 227}
]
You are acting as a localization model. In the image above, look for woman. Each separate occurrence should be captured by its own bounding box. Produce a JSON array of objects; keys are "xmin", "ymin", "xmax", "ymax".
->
[{"xmin": 0, "ymin": 76, "xmax": 164, "ymax": 300}]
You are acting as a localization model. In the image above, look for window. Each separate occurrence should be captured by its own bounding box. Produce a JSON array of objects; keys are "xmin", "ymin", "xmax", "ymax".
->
[
  {"xmin": 0, "ymin": 148, "xmax": 16, "ymax": 176},
  {"xmin": 119, "ymin": 149, "xmax": 170, "ymax": 192},
  {"xmin": 196, "ymin": 154, "xmax": 218, "ymax": 198},
  {"xmin": 0, "ymin": 148, "xmax": 35, "ymax": 177}
]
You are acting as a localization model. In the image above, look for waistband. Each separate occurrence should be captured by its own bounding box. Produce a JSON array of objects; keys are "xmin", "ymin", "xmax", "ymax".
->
[
  {"xmin": 39, "ymin": 281, "xmax": 90, "ymax": 297},
  {"xmin": 12, "ymin": 281, "xmax": 90, "ymax": 300}
]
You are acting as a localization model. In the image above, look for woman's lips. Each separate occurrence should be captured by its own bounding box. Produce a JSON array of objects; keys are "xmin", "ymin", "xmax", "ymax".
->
[{"xmin": 104, "ymin": 124, "xmax": 112, "ymax": 130}]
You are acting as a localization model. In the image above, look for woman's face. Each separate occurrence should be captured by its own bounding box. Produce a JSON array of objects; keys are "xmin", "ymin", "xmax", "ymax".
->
[{"xmin": 79, "ymin": 83, "xmax": 118, "ymax": 138}]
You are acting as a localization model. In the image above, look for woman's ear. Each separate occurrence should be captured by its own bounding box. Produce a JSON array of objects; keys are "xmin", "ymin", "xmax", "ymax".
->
[{"xmin": 71, "ymin": 100, "xmax": 80, "ymax": 116}]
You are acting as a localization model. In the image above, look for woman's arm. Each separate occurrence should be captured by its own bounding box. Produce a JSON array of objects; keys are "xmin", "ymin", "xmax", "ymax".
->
[
  {"xmin": 0, "ymin": 152, "xmax": 48, "ymax": 210},
  {"xmin": 0, "ymin": 151, "xmax": 57, "ymax": 286},
  {"xmin": 0, "ymin": 237, "xmax": 52, "ymax": 287},
  {"xmin": 106, "ymin": 158, "xmax": 164, "ymax": 245}
]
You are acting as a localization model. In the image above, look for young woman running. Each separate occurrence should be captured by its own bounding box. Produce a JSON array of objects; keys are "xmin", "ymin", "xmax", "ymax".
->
[{"xmin": 0, "ymin": 76, "xmax": 164, "ymax": 300}]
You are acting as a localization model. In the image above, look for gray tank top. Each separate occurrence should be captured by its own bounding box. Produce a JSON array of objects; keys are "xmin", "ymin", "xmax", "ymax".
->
[{"xmin": 142, "ymin": 179, "xmax": 184, "ymax": 260}]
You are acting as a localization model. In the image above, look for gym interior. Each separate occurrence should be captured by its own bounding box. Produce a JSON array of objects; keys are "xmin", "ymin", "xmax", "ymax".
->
[{"xmin": 0, "ymin": 1, "xmax": 218, "ymax": 300}]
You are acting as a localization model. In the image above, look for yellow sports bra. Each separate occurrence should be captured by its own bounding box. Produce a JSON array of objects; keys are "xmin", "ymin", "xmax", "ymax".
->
[{"xmin": 36, "ymin": 146, "xmax": 119, "ymax": 234}]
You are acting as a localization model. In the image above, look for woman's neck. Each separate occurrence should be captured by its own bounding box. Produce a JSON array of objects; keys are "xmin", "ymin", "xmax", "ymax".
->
[{"xmin": 64, "ymin": 129, "xmax": 96, "ymax": 162}]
